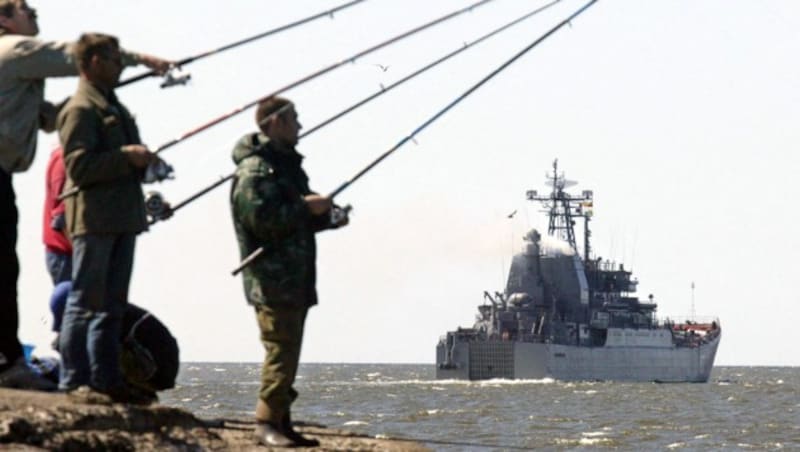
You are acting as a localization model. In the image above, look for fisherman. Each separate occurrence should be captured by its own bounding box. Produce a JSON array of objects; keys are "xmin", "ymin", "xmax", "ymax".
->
[
  {"xmin": 56, "ymin": 32, "xmax": 167, "ymax": 404},
  {"xmin": 0, "ymin": 0, "xmax": 170, "ymax": 390},
  {"xmin": 43, "ymin": 144, "xmax": 177, "ymax": 401},
  {"xmin": 231, "ymin": 96, "xmax": 349, "ymax": 447}
]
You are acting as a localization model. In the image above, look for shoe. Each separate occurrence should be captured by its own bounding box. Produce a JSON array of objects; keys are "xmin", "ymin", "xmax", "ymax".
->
[
  {"xmin": 254, "ymin": 421, "xmax": 296, "ymax": 447},
  {"xmin": 66, "ymin": 385, "xmax": 113, "ymax": 404},
  {"xmin": 0, "ymin": 357, "xmax": 57, "ymax": 391},
  {"xmin": 283, "ymin": 413, "xmax": 320, "ymax": 447}
]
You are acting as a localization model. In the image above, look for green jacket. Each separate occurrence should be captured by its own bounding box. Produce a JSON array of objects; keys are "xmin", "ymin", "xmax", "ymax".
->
[
  {"xmin": 230, "ymin": 133, "xmax": 331, "ymax": 308},
  {"xmin": 57, "ymin": 79, "xmax": 147, "ymax": 236}
]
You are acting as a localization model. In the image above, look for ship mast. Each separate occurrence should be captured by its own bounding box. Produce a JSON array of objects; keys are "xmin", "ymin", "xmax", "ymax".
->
[{"xmin": 526, "ymin": 159, "xmax": 594, "ymax": 260}]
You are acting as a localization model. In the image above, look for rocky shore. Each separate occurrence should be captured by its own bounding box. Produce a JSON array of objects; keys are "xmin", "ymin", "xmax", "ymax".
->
[{"xmin": 0, "ymin": 388, "xmax": 428, "ymax": 451}]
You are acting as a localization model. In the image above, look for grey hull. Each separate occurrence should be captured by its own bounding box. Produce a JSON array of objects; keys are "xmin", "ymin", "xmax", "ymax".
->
[{"xmin": 436, "ymin": 333, "xmax": 720, "ymax": 382}]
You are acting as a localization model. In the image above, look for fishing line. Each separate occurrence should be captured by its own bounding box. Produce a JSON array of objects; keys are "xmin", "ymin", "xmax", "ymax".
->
[
  {"xmin": 59, "ymin": 0, "xmax": 497, "ymax": 200},
  {"xmin": 232, "ymin": 0, "xmax": 602, "ymax": 275},
  {"xmin": 116, "ymin": 0, "xmax": 368, "ymax": 88},
  {"xmin": 151, "ymin": 0, "xmax": 563, "ymax": 222}
]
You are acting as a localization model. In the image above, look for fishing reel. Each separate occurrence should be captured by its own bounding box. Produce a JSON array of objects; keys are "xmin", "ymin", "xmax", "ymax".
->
[
  {"xmin": 330, "ymin": 204, "xmax": 352, "ymax": 228},
  {"xmin": 144, "ymin": 191, "xmax": 172, "ymax": 223},
  {"xmin": 143, "ymin": 157, "xmax": 174, "ymax": 184},
  {"xmin": 160, "ymin": 66, "xmax": 191, "ymax": 89}
]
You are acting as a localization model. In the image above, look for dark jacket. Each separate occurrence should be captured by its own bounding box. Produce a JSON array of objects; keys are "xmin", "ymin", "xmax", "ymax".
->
[
  {"xmin": 230, "ymin": 133, "xmax": 330, "ymax": 308},
  {"xmin": 57, "ymin": 79, "xmax": 147, "ymax": 236}
]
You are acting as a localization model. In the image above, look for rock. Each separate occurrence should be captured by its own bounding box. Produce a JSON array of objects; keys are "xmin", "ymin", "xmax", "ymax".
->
[{"xmin": 0, "ymin": 388, "xmax": 428, "ymax": 451}]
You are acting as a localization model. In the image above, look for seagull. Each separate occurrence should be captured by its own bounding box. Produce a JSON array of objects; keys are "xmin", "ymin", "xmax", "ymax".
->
[
  {"xmin": 507, "ymin": 210, "xmax": 517, "ymax": 219},
  {"xmin": 374, "ymin": 64, "xmax": 390, "ymax": 72}
]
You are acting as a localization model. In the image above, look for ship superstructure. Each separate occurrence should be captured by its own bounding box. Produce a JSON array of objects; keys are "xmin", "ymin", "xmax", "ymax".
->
[{"xmin": 436, "ymin": 161, "xmax": 720, "ymax": 381}]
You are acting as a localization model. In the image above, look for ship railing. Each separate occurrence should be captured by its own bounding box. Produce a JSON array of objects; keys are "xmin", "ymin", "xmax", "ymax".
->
[
  {"xmin": 664, "ymin": 316, "xmax": 722, "ymax": 348},
  {"xmin": 660, "ymin": 316, "xmax": 721, "ymax": 329}
]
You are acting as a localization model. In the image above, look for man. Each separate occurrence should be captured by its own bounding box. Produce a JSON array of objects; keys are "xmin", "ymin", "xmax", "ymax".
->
[
  {"xmin": 0, "ymin": 0, "xmax": 169, "ymax": 389},
  {"xmin": 231, "ymin": 97, "xmax": 348, "ymax": 447},
  {"xmin": 56, "ymin": 33, "xmax": 160, "ymax": 404}
]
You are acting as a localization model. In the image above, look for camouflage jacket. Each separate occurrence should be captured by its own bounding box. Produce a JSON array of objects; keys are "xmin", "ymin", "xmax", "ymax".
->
[{"xmin": 230, "ymin": 133, "xmax": 331, "ymax": 308}]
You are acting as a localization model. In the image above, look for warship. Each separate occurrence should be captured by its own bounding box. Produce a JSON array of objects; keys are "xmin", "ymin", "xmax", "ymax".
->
[{"xmin": 436, "ymin": 161, "xmax": 721, "ymax": 382}]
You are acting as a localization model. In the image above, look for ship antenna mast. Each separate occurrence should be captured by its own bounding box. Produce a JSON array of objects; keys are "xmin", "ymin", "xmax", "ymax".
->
[{"xmin": 526, "ymin": 159, "xmax": 594, "ymax": 260}]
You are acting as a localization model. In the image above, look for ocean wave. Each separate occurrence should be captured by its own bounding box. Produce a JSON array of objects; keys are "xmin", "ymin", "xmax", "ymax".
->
[
  {"xmin": 555, "ymin": 437, "xmax": 614, "ymax": 446},
  {"xmin": 573, "ymin": 389, "xmax": 598, "ymax": 395},
  {"xmin": 581, "ymin": 431, "xmax": 608, "ymax": 437},
  {"xmin": 343, "ymin": 420, "xmax": 369, "ymax": 426}
]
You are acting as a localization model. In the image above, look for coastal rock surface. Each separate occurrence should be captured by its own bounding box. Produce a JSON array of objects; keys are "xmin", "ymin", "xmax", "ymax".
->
[{"xmin": 0, "ymin": 388, "xmax": 428, "ymax": 451}]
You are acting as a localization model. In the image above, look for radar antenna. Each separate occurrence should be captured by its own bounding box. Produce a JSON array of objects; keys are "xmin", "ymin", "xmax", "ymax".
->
[{"xmin": 525, "ymin": 159, "xmax": 594, "ymax": 260}]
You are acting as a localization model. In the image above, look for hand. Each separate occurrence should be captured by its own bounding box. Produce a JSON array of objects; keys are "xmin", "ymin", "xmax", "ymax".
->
[
  {"xmin": 50, "ymin": 213, "xmax": 66, "ymax": 231},
  {"xmin": 38, "ymin": 97, "xmax": 70, "ymax": 133},
  {"xmin": 304, "ymin": 194, "xmax": 332, "ymax": 216},
  {"xmin": 38, "ymin": 101, "xmax": 58, "ymax": 133},
  {"xmin": 138, "ymin": 53, "xmax": 172, "ymax": 75},
  {"xmin": 122, "ymin": 144, "xmax": 153, "ymax": 169}
]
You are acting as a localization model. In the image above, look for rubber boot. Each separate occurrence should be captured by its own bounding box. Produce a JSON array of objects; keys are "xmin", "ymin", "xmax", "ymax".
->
[
  {"xmin": 283, "ymin": 411, "xmax": 320, "ymax": 447},
  {"xmin": 255, "ymin": 399, "xmax": 295, "ymax": 447}
]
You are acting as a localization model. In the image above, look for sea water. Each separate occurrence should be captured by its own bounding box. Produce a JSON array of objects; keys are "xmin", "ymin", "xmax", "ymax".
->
[{"xmin": 161, "ymin": 364, "xmax": 799, "ymax": 450}]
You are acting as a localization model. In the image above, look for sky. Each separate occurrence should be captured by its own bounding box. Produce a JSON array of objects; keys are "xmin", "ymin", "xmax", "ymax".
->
[{"xmin": 13, "ymin": 0, "xmax": 800, "ymax": 366}]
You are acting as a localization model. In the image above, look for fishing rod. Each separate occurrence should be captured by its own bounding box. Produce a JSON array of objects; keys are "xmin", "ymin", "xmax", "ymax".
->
[
  {"xmin": 232, "ymin": 0, "xmax": 601, "ymax": 275},
  {"xmin": 116, "ymin": 0, "xmax": 368, "ymax": 88},
  {"xmin": 146, "ymin": 0, "xmax": 564, "ymax": 223},
  {"xmin": 58, "ymin": 0, "xmax": 497, "ymax": 201},
  {"xmin": 302, "ymin": 0, "xmax": 562, "ymax": 137},
  {"xmin": 150, "ymin": 0, "xmax": 496, "ymax": 156}
]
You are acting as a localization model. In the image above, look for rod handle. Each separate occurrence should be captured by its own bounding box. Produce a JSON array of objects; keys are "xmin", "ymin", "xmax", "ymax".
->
[{"xmin": 231, "ymin": 247, "xmax": 264, "ymax": 276}]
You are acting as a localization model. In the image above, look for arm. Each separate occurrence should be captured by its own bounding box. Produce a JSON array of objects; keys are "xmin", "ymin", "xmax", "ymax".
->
[
  {"xmin": 121, "ymin": 50, "xmax": 171, "ymax": 74},
  {"xmin": 309, "ymin": 202, "xmax": 350, "ymax": 232},
  {"xmin": 7, "ymin": 35, "xmax": 170, "ymax": 79},
  {"xmin": 60, "ymin": 106, "xmax": 136, "ymax": 187},
  {"xmin": 6, "ymin": 37, "xmax": 77, "ymax": 79},
  {"xmin": 233, "ymin": 164, "xmax": 312, "ymax": 242}
]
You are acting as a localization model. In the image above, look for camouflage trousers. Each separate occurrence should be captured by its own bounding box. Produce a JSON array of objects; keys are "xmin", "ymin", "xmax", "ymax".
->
[{"xmin": 255, "ymin": 304, "xmax": 308, "ymax": 423}]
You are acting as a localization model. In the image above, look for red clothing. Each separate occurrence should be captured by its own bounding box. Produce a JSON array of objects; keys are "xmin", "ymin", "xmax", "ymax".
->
[{"xmin": 43, "ymin": 147, "xmax": 71, "ymax": 254}]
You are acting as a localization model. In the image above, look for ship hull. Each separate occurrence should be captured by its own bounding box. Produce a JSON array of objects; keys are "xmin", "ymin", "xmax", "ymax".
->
[{"xmin": 436, "ymin": 333, "xmax": 720, "ymax": 382}]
